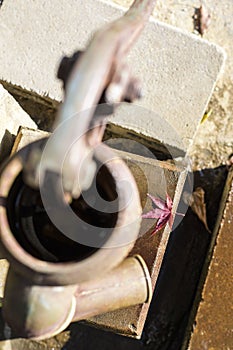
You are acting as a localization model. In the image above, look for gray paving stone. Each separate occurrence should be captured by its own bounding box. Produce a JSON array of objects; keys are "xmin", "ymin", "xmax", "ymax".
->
[{"xmin": 0, "ymin": 0, "xmax": 225, "ymax": 153}]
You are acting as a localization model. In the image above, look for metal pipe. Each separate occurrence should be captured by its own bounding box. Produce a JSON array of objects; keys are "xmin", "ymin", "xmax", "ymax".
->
[
  {"xmin": 3, "ymin": 256, "xmax": 151, "ymax": 340},
  {"xmin": 73, "ymin": 255, "xmax": 152, "ymax": 322},
  {"xmin": 3, "ymin": 268, "xmax": 77, "ymax": 340},
  {"xmin": 0, "ymin": 140, "xmax": 152, "ymax": 340}
]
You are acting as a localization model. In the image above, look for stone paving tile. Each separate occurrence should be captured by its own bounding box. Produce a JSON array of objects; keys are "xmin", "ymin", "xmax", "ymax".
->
[
  {"xmin": 111, "ymin": 0, "xmax": 233, "ymax": 170},
  {"xmin": 0, "ymin": 0, "xmax": 225, "ymax": 153}
]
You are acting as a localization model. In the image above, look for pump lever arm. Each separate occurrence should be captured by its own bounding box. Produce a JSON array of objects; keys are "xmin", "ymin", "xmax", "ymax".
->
[{"xmin": 26, "ymin": 0, "xmax": 157, "ymax": 197}]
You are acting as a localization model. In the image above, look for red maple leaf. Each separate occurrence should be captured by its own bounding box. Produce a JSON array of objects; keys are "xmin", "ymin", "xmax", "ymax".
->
[{"xmin": 142, "ymin": 193, "xmax": 184, "ymax": 236}]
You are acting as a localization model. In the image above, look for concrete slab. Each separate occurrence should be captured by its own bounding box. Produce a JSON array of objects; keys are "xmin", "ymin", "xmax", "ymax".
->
[
  {"xmin": 123, "ymin": 0, "xmax": 233, "ymax": 171},
  {"xmin": 0, "ymin": 0, "xmax": 225, "ymax": 153},
  {"xmin": 188, "ymin": 169, "xmax": 233, "ymax": 350}
]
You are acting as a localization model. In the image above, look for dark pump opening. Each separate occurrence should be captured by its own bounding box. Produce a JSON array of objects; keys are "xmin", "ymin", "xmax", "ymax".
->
[{"xmin": 6, "ymin": 164, "xmax": 118, "ymax": 263}]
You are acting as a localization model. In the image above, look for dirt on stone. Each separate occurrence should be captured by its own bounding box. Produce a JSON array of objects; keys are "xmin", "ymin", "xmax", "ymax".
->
[
  {"xmin": 112, "ymin": 0, "xmax": 233, "ymax": 172},
  {"xmin": 189, "ymin": 81, "xmax": 233, "ymax": 170}
]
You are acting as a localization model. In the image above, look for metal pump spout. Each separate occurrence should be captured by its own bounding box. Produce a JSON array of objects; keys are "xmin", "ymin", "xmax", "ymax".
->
[{"xmin": 0, "ymin": 0, "xmax": 156, "ymax": 340}]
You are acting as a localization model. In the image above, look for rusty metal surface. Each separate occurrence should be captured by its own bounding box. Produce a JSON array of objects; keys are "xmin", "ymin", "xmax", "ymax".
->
[
  {"xmin": 0, "ymin": 129, "xmax": 151, "ymax": 339},
  {"xmin": 0, "ymin": 138, "xmax": 141, "ymax": 286},
  {"xmin": 87, "ymin": 150, "xmax": 187, "ymax": 337},
  {"xmin": 3, "ymin": 256, "xmax": 151, "ymax": 340},
  {"xmin": 0, "ymin": 126, "xmax": 186, "ymax": 337},
  {"xmin": 0, "ymin": 128, "xmax": 187, "ymax": 339},
  {"xmin": 3, "ymin": 268, "xmax": 77, "ymax": 340},
  {"xmin": 188, "ymin": 169, "xmax": 233, "ymax": 350}
]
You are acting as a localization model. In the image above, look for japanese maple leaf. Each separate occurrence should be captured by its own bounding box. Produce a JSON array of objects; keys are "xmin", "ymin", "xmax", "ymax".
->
[{"xmin": 142, "ymin": 193, "xmax": 183, "ymax": 236}]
